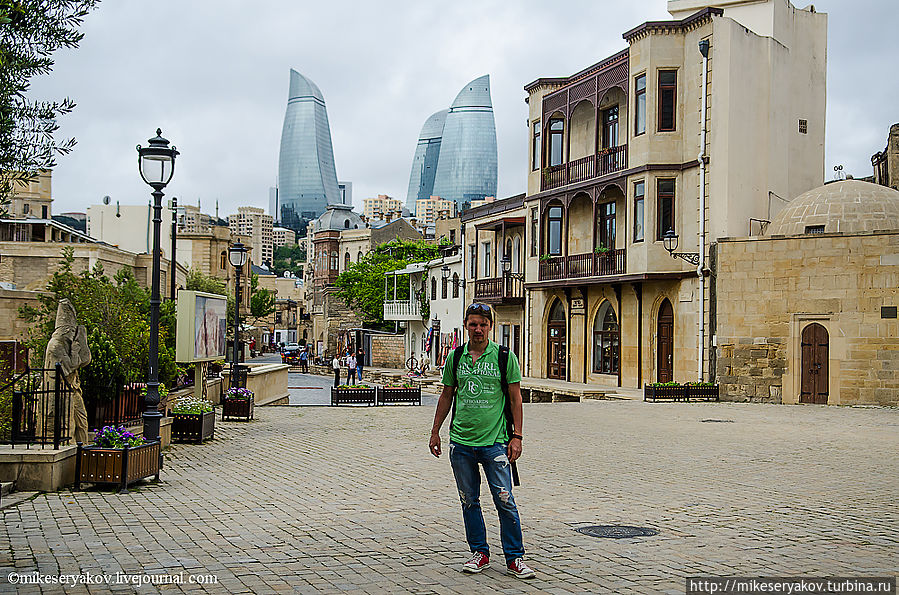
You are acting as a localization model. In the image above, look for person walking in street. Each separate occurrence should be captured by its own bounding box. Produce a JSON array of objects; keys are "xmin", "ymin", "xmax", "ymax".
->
[
  {"xmin": 346, "ymin": 352, "xmax": 357, "ymax": 384},
  {"xmin": 332, "ymin": 353, "xmax": 341, "ymax": 387},
  {"xmin": 299, "ymin": 347, "xmax": 308, "ymax": 373},
  {"xmin": 428, "ymin": 303, "xmax": 535, "ymax": 579},
  {"xmin": 356, "ymin": 348, "xmax": 365, "ymax": 381}
]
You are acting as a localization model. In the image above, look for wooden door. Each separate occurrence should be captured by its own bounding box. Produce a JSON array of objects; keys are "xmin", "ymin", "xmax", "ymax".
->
[
  {"xmin": 513, "ymin": 325, "xmax": 521, "ymax": 359},
  {"xmin": 800, "ymin": 323, "xmax": 829, "ymax": 404},
  {"xmin": 657, "ymin": 299, "xmax": 674, "ymax": 383},
  {"xmin": 548, "ymin": 323, "xmax": 566, "ymax": 379}
]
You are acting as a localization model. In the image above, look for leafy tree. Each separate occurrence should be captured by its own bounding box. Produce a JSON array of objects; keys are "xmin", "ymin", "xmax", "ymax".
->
[
  {"xmin": 334, "ymin": 238, "xmax": 442, "ymax": 329},
  {"xmin": 0, "ymin": 0, "xmax": 101, "ymax": 212},
  {"xmin": 248, "ymin": 273, "xmax": 275, "ymax": 324},
  {"xmin": 271, "ymin": 243, "xmax": 306, "ymax": 278},
  {"xmin": 185, "ymin": 268, "xmax": 226, "ymax": 295}
]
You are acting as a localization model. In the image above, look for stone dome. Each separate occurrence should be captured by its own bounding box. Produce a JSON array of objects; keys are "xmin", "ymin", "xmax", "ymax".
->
[
  {"xmin": 313, "ymin": 203, "xmax": 365, "ymax": 231},
  {"xmin": 766, "ymin": 179, "xmax": 899, "ymax": 236}
]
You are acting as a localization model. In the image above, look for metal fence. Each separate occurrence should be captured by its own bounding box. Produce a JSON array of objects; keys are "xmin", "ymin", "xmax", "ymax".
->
[
  {"xmin": 1, "ymin": 364, "xmax": 72, "ymax": 449},
  {"xmin": 86, "ymin": 383, "xmax": 146, "ymax": 429}
]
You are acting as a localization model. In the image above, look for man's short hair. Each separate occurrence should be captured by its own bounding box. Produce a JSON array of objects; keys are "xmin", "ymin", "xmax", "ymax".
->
[{"xmin": 465, "ymin": 303, "xmax": 494, "ymax": 323}]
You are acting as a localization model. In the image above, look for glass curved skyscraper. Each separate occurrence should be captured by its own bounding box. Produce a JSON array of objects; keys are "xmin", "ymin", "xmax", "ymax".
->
[
  {"xmin": 278, "ymin": 69, "xmax": 340, "ymax": 225},
  {"xmin": 405, "ymin": 75, "xmax": 497, "ymax": 211}
]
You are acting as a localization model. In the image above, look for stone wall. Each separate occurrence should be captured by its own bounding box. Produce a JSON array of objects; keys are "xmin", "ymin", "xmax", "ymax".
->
[
  {"xmin": 0, "ymin": 289, "xmax": 46, "ymax": 341},
  {"xmin": 715, "ymin": 232, "xmax": 899, "ymax": 406},
  {"xmin": 371, "ymin": 335, "xmax": 404, "ymax": 368}
]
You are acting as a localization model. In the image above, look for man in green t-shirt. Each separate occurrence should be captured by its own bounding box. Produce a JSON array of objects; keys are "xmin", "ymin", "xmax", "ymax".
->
[{"xmin": 429, "ymin": 303, "xmax": 535, "ymax": 579}]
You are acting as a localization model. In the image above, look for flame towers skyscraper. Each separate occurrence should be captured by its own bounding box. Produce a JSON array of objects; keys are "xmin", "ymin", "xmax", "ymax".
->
[{"xmin": 278, "ymin": 70, "xmax": 340, "ymax": 226}]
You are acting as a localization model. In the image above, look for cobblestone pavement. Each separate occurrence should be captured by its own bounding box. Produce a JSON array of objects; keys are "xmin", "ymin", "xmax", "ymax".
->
[{"xmin": 1, "ymin": 400, "xmax": 897, "ymax": 594}]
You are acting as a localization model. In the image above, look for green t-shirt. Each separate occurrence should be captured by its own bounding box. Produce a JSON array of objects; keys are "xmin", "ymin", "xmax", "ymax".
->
[{"xmin": 441, "ymin": 341, "xmax": 522, "ymax": 447}]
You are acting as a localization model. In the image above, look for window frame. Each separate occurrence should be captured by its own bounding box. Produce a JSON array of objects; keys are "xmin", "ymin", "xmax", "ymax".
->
[
  {"xmin": 530, "ymin": 207, "xmax": 538, "ymax": 257},
  {"xmin": 531, "ymin": 120, "xmax": 541, "ymax": 171},
  {"xmin": 547, "ymin": 205, "xmax": 563, "ymax": 256},
  {"xmin": 634, "ymin": 73, "xmax": 646, "ymax": 136},
  {"xmin": 469, "ymin": 244, "xmax": 477, "ymax": 279},
  {"xmin": 656, "ymin": 178, "xmax": 676, "ymax": 240},
  {"xmin": 482, "ymin": 242, "xmax": 492, "ymax": 278},
  {"xmin": 658, "ymin": 70, "xmax": 677, "ymax": 132},
  {"xmin": 548, "ymin": 118, "xmax": 564, "ymax": 167}
]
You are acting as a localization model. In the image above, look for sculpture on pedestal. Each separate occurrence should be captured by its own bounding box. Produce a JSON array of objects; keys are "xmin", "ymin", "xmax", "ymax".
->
[{"xmin": 43, "ymin": 299, "xmax": 92, "ymax": 444}]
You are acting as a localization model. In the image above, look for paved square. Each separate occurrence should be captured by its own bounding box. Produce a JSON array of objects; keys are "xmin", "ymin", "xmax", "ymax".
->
[{"xmin": 1, "ymin": 399, "xmax": 897, "ymax": 593}]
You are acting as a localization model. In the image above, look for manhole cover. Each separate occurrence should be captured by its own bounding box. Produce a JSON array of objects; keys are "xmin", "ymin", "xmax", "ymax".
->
[
  {"xmin": 700, "ymin": 419, "xmax": 734, "ymax": 423},
  {"xmin": 575, "ymin": 525, "xmax": 658, "ymax": 539}
]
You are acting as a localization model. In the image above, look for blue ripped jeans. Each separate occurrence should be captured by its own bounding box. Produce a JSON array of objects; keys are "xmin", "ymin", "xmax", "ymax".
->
[{"xmin": 449, "ymin": 441, "xmax": 524, "ymax": 563}]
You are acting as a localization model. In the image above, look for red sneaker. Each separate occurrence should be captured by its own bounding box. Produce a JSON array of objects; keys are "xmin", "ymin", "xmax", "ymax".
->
[
  {"xmin": 506, "ymin": 557, "xmax": 536, "ymax": 579},
  {"xmin": 462, "ymin": 551, "xmax": 489, "ymax": 573}
]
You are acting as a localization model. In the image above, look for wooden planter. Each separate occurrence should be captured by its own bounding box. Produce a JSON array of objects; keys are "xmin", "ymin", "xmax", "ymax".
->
[
  {"xmin": 222, "ymin": 398, "xmax": 254, "ymax": 421},
  {"xmin": 378, "ymin": 387, "xmax": 421, "ymax": 406},
  {"xmin": 644, "ymin": 384, "xmax": 720, "ymax": 402},
  {"xmin": 171, "ymin": 410, "xmax": 216, "ymax": 442},
  {"xmin": 75, "ymin": 441, "xmax": 161, "ymax": 493},
  {"xmin": 330, "ymin": 387, "xmax": 376, "ymax": 406}
]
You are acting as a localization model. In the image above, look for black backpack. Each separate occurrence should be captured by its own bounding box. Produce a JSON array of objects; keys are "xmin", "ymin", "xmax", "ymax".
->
[{"xmin": 449, "ymin": 344, "xmax": 520, "ymax": 486}]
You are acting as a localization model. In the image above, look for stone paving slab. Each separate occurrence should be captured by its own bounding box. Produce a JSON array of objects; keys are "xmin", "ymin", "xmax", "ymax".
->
[{"xmin": 0, "ymin": 400, "xmax": 897, "ymax": 593}]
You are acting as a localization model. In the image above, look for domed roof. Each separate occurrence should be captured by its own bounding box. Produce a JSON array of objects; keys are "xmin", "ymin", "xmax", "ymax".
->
[
  {"xmin": 314, "ymin": 203, "xmax": 365, "ymax": 231},
  {"xmin": 766, "ymin": 180, "xmax": 899, "ymax": 236}
]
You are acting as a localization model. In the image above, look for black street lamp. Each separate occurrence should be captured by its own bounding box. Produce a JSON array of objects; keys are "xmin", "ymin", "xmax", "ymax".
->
[
  {"xmin": 500, "ymin": 255, "xmax": 524, "ymax": 280},
  {"xmin": 441, "ymin": 264, "xmax": 465, "ymax": 289},
  {"xmin": 662, "ymin": 230, "xmax": 700, "ymax": 266},
  {"xmin": 170, "ymin": 196, "xmax": 178, "ymax": 301},
  {"xmin": 136, "ymin": 128, "xmax": 179, "ymax": 443},
  {"xmin": 228, "ymin": 241, "xmax": 249, "ymax": 388}
]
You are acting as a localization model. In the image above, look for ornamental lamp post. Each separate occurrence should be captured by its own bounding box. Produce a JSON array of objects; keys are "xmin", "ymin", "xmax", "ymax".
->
[
  {"xmin": 228, "ymin": 241, "xmax": 249, "ymax": 388},
  {"xmin": 662, "ymin": 229, "xmax": 700, "ymax": 266},
  {"xmin": 170, "ymin": 196, "xmax": 178, "ymax": 301},
  {"xmin": 136, "ymin": 128, "xmax": 179, "ymax": 444}
]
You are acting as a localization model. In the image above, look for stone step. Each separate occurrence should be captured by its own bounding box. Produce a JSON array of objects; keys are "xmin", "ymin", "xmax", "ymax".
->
[
  {"xmin": 0, "ymin": 490, "xmax": 39, "ymax": 511},
  {"xmin": 1, "ymin": 482, "xmax": 13, "ymax": 497}
]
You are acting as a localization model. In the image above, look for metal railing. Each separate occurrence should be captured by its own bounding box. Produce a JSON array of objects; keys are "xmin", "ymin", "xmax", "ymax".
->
[
  {"xmin": 1, "ymin": 364, "xmax": 72, "ymax": 449},
  {"xmin": 86, "ymin": 383, "xmax": 146, "ymax": 430},
  {"xmin": 542, "ymin": 144, "xmax": 628, "ymax": 191},
  {"xmin": 384, "ymin": 300, "xmax": 421, "ymax": 319},
  {"xmin": 474, "ymin": 275, "xmax": 524, "ymax": 302},
  {"xmin": 539, "ymin": 248, "xmax": 626, "ymax": 281}
]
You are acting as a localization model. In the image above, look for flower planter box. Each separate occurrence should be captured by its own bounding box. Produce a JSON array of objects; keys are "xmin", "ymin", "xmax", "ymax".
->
[
  {"xmin": 75, "ymin": 441, "xmax": 161, "ymax": 493},
  {"xmin": 171, "ymin": 410, "xmax": 216, "ymax": 442},
  {"xmin": 378, "ymin": 387, "xmax": 421, "ymax": 406},
  {"xmin": 222, "ymin": 398, "xmax": 254, "ymax": 421},
  {"xmin": 644, "ymin": 384, "xmax": 719, "ymax": 402},
  {"xmin": 330, "ymin": 387, "xmax": 377, "ymax": 406}
]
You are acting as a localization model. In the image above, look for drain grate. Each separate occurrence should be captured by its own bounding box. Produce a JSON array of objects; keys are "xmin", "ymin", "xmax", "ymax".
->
[{"xmin": 575, "ymin": 525, "xmax": 659, "ymax": 539}]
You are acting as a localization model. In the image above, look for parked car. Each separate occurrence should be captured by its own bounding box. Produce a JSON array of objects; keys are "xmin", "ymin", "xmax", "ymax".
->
[{"xmin": 281, "ymin": 345, "xmax": 301, "ymax": 365}]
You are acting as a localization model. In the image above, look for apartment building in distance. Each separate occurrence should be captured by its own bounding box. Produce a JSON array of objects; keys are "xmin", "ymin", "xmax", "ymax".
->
[
  {"xmin": 178, "ymin": 203, "xmax": 217, "ymax": 234},
  {"xmin": 414, "ymin": 196, "xmax": 456, "ymax": 228},
  {"xmin": 6, "ymin": 171, "xmax": 52, "ymax": 220},
  {"xmin": 362, "ymin": 194, "xmax": 403, "ymax": 220},
  {"xmin": 272, "ymin": 226, "xmax": 297, "ymax": 247},
  {"xmin": 229, "ymin": 206, "xmax": 274, "ymax": 266}
]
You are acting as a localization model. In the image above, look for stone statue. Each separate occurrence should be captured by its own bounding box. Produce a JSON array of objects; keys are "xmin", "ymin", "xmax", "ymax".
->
[{"xmin": 43, "ymin": 299, "xmax": 92, "ymax": 445}]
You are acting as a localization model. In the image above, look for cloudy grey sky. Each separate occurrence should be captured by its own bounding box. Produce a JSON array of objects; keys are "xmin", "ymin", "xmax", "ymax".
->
[{"xmin": 32, "ymin": 0, "xmax": 896, "ymax": 218}]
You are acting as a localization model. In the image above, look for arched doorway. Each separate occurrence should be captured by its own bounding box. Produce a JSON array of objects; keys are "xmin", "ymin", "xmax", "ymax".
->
[
  {"xmin": 657, "ymin": 299, "xmax": 674, "ymax": 382},
  {"xmin": 547, "ymin": 300, "xmax": 566, "ymax": 379},
  {"xmin": 593, "ymin": 301, "xmax": 619, "ymax": 375},
  {"xmin": 800, "ymin": 323, "xmax": 829, "ymax": 404}
]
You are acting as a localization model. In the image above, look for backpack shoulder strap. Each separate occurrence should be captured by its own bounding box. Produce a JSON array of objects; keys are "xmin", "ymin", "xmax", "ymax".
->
[
  {"xmin": 498, "ymin": 346, "xmax": 512, "ymax": 436},
  {"xmin": 449, "ymin": 345, "xmax": 465, "ymax": 424}
]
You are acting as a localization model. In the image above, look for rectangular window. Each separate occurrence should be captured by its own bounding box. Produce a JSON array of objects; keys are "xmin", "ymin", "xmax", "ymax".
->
[
  {"xmin": 658, "ymin": 70, "xmax": 677, "ymax": 132},
  {"xmin": 601, "ymin": 105, "xmax": 619, "ymax": 149},
  {"xmin": 449, "ymin": 229, "xmax": 456, "ymax": 244},
  {"xmin": 657, "ymin": 179, "xmax": 675, "ymax": 239},
  {"xmin": 548, "ymin": 118, "xmax": 564, "ymax": 167},
  {"xmin": 530, "ymin": 208, "xmax": 538, "ymax": 257},
  {"xmin": 633, "ymin": 181, "xmax": 645, "ymax": 242},
  {"xmin": 531, "ymin": 121, "xmax": 541, "ymax": 171},
  {"xmin": 548, "ymin": 206, "xmax": 563, "ymax": 256},
  {"xmin": 798, "ymin": 119, "xmax": 808, "ymax": 134},
  {"xmin": 634, "ymin": 74, "xmax": 646, "ymax": 135},
  {"xmin": 483, "ymin": 242, "xmax": 492, "ymax": 277},
  {"xmin": 501, "ymin": 324, "xmax": 511, "ymax": 348},
  {"xmin": 469, "ymin": 244, "xmax": 477, "ymax": 279}
]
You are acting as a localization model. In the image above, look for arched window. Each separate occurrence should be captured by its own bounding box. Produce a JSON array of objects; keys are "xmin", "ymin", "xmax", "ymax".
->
[
  {"xmin": 220, "ymin": 251, "xmax": 227, "ymax": 270},
  {"xmin": 344, "ymin": 252, "xmax": 350, "ymax": 270},
  {"xmin": 548, "ymin": 117, "xmax": 564, "ymax": 167},
  {"xmin": 513, "ymin": 236, "xmax": 521, "ymax": 273},
  {"xmin": 357, "ymin": 250, "xmax": 362, "ymax": 262},
  {"xmin": 344, "ymin": 220, "xmax": 350, "ymax": 229},
  {"xmin": 441, "ymin": 275, "xmax": 448, "ymax": 299},
  {"xmin": 452, "ymin": 273, "xmax": 460, "ymax": 298},
  {"xmin": 593, "ymin": 301, "xmax": 620, "ymax": 374},
  {"xmin": 431, "ymin": 276, "xmax": 437, "ymax": 300}
]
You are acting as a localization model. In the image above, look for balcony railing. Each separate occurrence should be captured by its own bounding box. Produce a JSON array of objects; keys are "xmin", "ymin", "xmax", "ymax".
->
[
  {"xmin": 474, "ymin": 274, "xmax": 524, "ymax": 304},
  {"xmin": 542, "ymin": 144, "xmax": 628, "ymax": 191},
  {"xmin": 384, "ymin": 300, "xmax": 422, "ymax": 321},
  {"xmin": 539, "ymin": 248, "xmax": 626, "ymax": 281}
]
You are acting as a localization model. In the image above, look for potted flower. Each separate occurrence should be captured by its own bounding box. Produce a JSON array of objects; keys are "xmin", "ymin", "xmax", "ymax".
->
[
  {"xmin": 75, "ymin": 425, "xmax": 161, "ymax": 493},
  {"xmin": 594, "ymin": 244, "xmax": 610, "ymax": 255},
  {"xmin": 170, "ymin": 395, "xmax": 215, "ymax": 442},
  {"xmin": 379, "ymin": 381, "xmax": 421, "ymax": 406},
  {"xmin": 331, "ymin": 383, "xmax": 376, "ymax": 406},
  {"xmin": 222, "ymin": 386, "xmax": 254, "ymax": 421},
  {"xmin": 539, "ymin": 254, "xmax": 553, "ymax": 263}
]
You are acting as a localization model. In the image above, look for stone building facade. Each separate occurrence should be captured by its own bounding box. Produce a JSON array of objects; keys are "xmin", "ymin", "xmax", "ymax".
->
[
  {"xmin": 714, "ymin": 180, "xmax": 899, "ymax": 406},
  {"xmin": 871, "ymin": 123, "xmax": 899, "ymax": 191}
]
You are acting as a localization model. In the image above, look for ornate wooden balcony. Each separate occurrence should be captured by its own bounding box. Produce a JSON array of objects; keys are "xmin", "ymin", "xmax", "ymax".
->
[
  {"xmin": 538, "ymin": 248, "xmax": 626, "ymax": 281},
  {"xmin": 384, "ymin": 300, "xmax": 421, "ymax": 321},
  {"xmin": 542, "ymin": 145, "xmax": 628, "ymax": 191},
  {"xmin": 474, "ymin": 274, "xmax": 524, "ymax": 305}
]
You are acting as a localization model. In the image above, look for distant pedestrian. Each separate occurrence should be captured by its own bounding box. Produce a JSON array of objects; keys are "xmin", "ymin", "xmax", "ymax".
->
[
  {"xmin": 347, "ymin": 353, "xmax": 357, "ymax": 384},
  {"xmin": 299, "ymin": 347, "xmax": 308, "ymax": 373},
  {"xmin": 356, "ymin": 348, "xmax": 365, "ymax": 381},
  {"xmin": 332, "ymin": 354, "xmax": 341, "ymax": 387}
]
